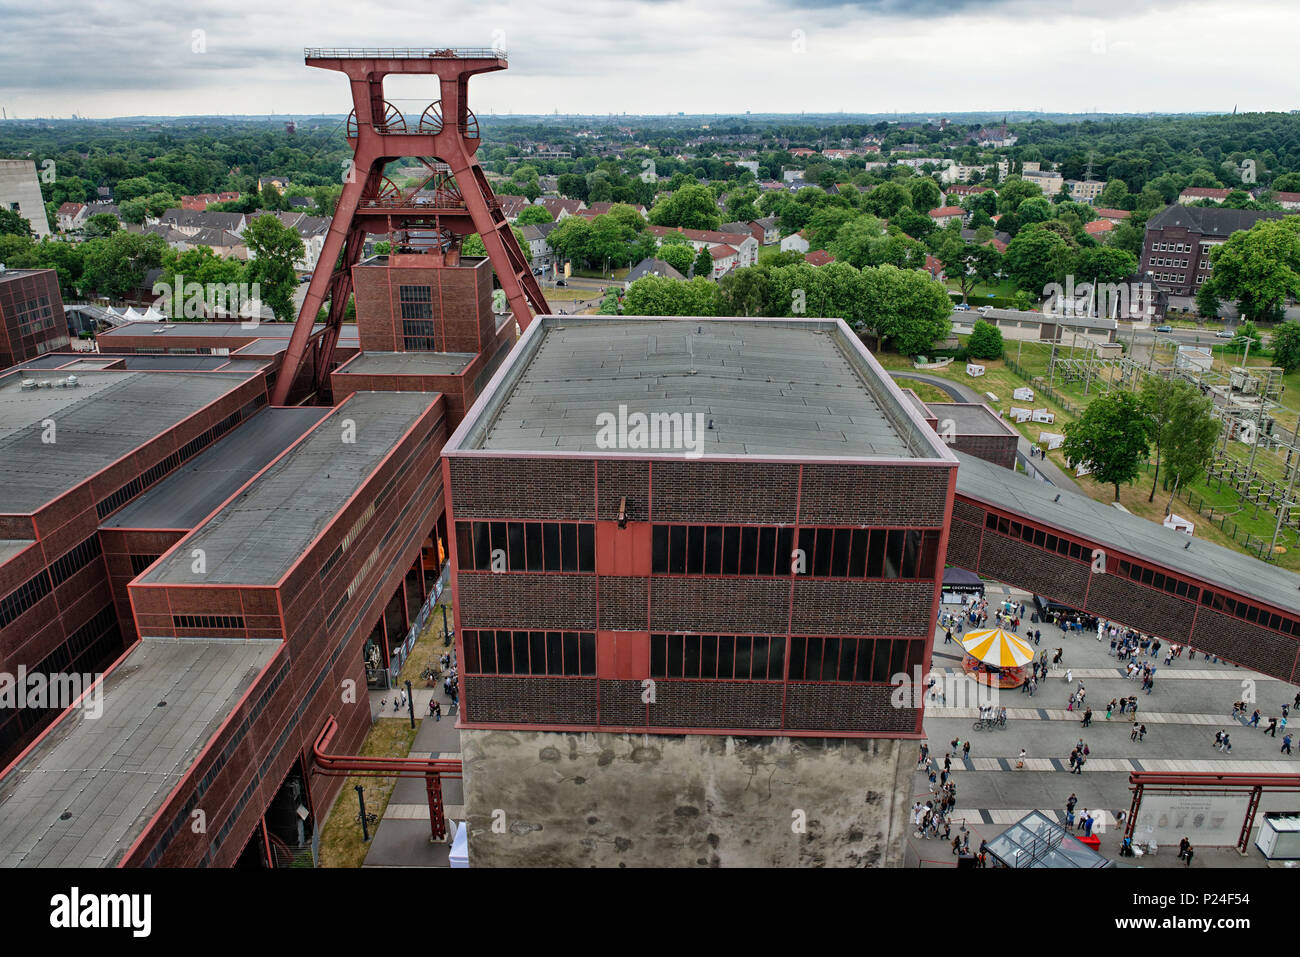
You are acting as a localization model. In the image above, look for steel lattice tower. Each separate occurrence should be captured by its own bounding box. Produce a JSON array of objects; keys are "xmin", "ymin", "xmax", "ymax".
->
[{"xmin": 272, "ymin": 47, "xmax": 550, "ymax": 405}]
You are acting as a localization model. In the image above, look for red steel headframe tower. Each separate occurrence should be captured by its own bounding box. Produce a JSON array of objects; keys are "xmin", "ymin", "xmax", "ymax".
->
[{"xmin": 272, "ymin": 47, "xmax": 550, "ymax": 405}]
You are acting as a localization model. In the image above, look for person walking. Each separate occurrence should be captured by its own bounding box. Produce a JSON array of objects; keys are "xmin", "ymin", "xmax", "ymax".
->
[
  {"xmin": 1083, "ymin": 813, "xmax": 1094, "ymax": 838},
  {"xmin": 430, "ymin": 698, "xmax": 442, "ymax": 721},
  {"xmin": 1082, "ymin": 707, "xmax": 1093, "ymax": 727},
  {"xmin": 1265, "ymin": 716, "xmax": 1279, "ymax": 737},
  {"xmin": 1106, "ymin": 699, "xmax": 1115, "ymax": 720},
  {"xmin": 1221, "ymin": 732, "xmax": 1232, "ymax": 753},
  {"xmin": 1250, "ymin": 709, "xmax": 1262, "ymax": 728},
  {"xmin": 1016, "ymin": 748, "xmax": 1026, "ymax": 769},
  {"xmin": 1066, "ymin": 793, "xmax": 1077, "ymax": 816},
  {"xmin": 1139, "ymin": 724, "xmax": 1147, "ymax": 742},
  {"xmin": 1283, "ymin": 733, "xmax": 1293, "ymax": 755},
  {"xmin": 1131, "ymin": 721, "xmax": 1140, "ymax": 742},
  {"xmin": 962, "ymin": 740, "xmax": 971, "ymax": 760}
]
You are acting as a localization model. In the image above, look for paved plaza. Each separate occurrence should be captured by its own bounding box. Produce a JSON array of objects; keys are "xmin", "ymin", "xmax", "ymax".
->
[{"xmin": 909, "ymin": 582, "xmax": 1300, "ymax": 869}]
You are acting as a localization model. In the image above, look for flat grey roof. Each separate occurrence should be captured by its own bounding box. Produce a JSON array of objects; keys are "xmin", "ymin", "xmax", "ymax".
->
[
  {"xmin": 450, "ymin": 317, "xmax": 947, "ymax": 460},
  {"xmin": 0, "ymin": 539, "xmax": 35, "ymax": 566},
  {"xmin": 230, "ymin": 338, "xmax": 294, "ymax": 355},
  {"xmin": 337, "ymin": 351, "xmax": 476, "ymax": 376},
  {"xmin": 899, "ymin": 387, "xmax": 934, "ymax": 420},
  {"xmin": 102, "ymin": 408, "xmax": 331, "ymax": 530},
  {"xmin": 114, "ymin": 354, "xmax": 235, "ymax": 371},
  {"xmin": 98, "ymin": 321, "xmax": 310, "ymax": 339},
  {"xmin": 929, "ymin": 402, "xmax": 1017, "ymax": 437},
  {"xmin": 0, "ymin": 637, "xmax": 277, "ymax": 867},
  {"xmin": 0, "ymin": 370, "xmax": 258, "ymax": 514},
  {"xmin": 953, "ymin": 449, "xmax": 1300, "ymax": 617},
  {"xmin": 140, "ymin": 392, "xmax": 437, "ymax": 585}
]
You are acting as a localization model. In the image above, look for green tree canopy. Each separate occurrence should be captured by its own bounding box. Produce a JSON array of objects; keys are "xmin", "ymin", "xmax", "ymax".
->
[{"xmin": 1062, "ymin": 390, "xmax": 1152, "ymax": 502}]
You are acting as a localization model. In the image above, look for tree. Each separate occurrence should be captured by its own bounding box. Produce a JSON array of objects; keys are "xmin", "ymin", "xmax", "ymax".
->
[
  {"xmin": 909, "ymin": 178, "xmax": 942, "ymax": 213},
  {"xmin": 692, "ymin": 246, "xmax": 714, "ymax": 279},
  {"xmin": 724, "ymin": 187, "xmax": 761, "ymax": 222},
  {"xmin": 718, "ymin": 266, "xmax": 770, "ymax": 317},
  {"xmin": 80, "ymin": 231, "xmax": 167, "ymax": 300},
  {"xmin": 1204, "ymin": 217, "xmax": 1300, "ymax": 322},
  {"xmin": 243, "ymin": 214, "xmax": 305, "ymax": 321},
  {"xmin": 84, "ymin": 213, "xmax": 120, "ymax": 238},
  {"xmin": 1195, "ymin": 282, "xmax": 1221, "ymax": 319},
  {"xmin": 463, "ymin": 225, "xmax": 532, "ymax": 264},
  {"xmin": 1073, "ymin": 246, "xmax": 1137, "ymax": 286},
  {"xmin": 0, "ymin": 208, "xmax": 33, "ymax": 238},
  {"xmin": 827, "ymin": 215, "xmax": 885, "ymax": 267},
  {"xmin": 516, "ymin": 204, "xmax": 553, "ymax": 226},
  {"xmin": 996, "ymin": 176, "xmax": 1043, "ymax": 213},
  {"xmin": 1271, "ymin": 321, "xmax": 1300, "ymax": 373},
  {"xmin": 1004, "ymin": 228, "xmax": 1072, "ymax": 294},
  {"xmin": 1062, "ymin": 390, "xmax": 1152, "ymax": 502},
  {"xmin": 623, "ymin": 276, "xmax": 721, "ymax": 316},
  {"xmin": 858, "ymin": 264, "xmax": 951, "ymax": 355},
  {"xmin": 967, "ymin": 319, "xmax": 1004, "ymax": 359},
  {"xmin": 1098, "ymin": 179, "xmax": 1130, "ymax": 208},
  {"xmin": 1142, "ymin": 378, "xmax": 1218, "ymax": 502},
  {"xmin": 657, "ymin": 241, "xmax": 694, "ymax": 275},
  {"xmin": 939, "ymin": 238, "xmax": 1000, "ymax": 304},
  {"xmin": 648, "ymin": 184, "xmax": 721, "ymax": 230},
  {"xmin": 862, "ymin": 181, "xmax": 912, "ymax": 219}
]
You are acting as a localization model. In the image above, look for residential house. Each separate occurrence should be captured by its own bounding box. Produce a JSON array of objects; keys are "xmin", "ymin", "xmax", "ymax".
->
[
  {"xmin": 159, "ymin": 208, "xmax": 248, "ymax": 238},
  {"xmin": 536, "ymin": 196, "xmax": 585, "ymax": 220},
  {"xmin": 938, "ymin": 161, "xmax": 990, "ymax": 185},
  {"xmin": 495, "ymin": 194, "xmax": 531, "ymax": 220},
  {"xmin": 804, "ymin": 249, "xmax": 835, "ymax": 267},
  {"xmin": 1094, "ymin": 208, "xmax": 1131, "ymax": 224},
  {"xmin": 946, "ymin": 184, "xmax": 994, "ymax": 198},
  {"xmin": 782, "ymin": 169, "xmax": 805, "ymax": 183},
  {"xmin": 1066, "ymin": 180, "xmax": 1104, "ymax": 203},
  {"xmin": 626, "ymin": 257, "xmax": 685, "ymax": 285},
  {"xmin": 1022, "ymin": 169, "xmax": 1065, "ymax": 197},
  {"xmin": 1083, "ymin": 220, "xmax": 1115, "ymax": 238},
  {"xmin": 180, "ymin": 192, "xmax": 240, "ymax": 211},
  {"xmin": 780, "ymin": 231, "xmax": 810, "ymax": 254},
  {"xmin": 647, "ymin": 226, "xmax": 758, "ymax": 267},
  {"xmin": 57, "ymin": 202, "xmax": 89, "ymax": 231},
  {"xmin": 821, "ymin": 149, "xmax": 856, "ymax": 161},
  {"xmin": 519, "ymin": 223, "xmax": 555, "ymax": 265},
  {"xmin": 1271, "ymin": 191, "xmax": 1300, "ymax": 210},
  {"xmin": 928, "ymin": 206, "xmax": 966, "ymax": 226},
  {"xmin": 959, "ymin": 228, "xmax": 1010, "ymax": 253},
  {"xmin": 1178, "ymin": 187, "xmax": 1233, "ymax": 205},
  {"xmin": 708, "ymin": 244, "xmax": 740, "ymax": 278},
  {"xmin": 923, "ymin": 254, "xmax": 944, "ymax": 279},
  {"xmin": 751, "ymin": 216, "xmax": 779, "ymax": 245},
  {"xmin": 789, "ymin": 148, "xmax": 818, "ymax": 158}
]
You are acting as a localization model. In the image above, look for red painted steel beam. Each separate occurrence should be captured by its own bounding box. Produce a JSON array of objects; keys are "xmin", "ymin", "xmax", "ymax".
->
[{"xmin": 272, "ymin": 51, "xmax": 547, "ymax": 405}]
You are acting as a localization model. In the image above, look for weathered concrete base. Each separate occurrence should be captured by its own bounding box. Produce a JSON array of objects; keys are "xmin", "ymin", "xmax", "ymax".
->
[{"xmin": 462, "ymin": 729, "xmax": 914, "ymax": 867}]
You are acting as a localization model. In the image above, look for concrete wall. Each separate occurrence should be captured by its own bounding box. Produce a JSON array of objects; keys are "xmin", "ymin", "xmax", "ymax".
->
[
  {"xmin": 461, "ymin": 728, "xmax": 914, "ymax": 867},
  {"xmin": 0, "ymin": 160, "xmax": 51, "ymax": 237}
]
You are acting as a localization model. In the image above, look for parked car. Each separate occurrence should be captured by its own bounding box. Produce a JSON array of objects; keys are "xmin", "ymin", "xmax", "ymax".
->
[
  {"xmin": 1155, "ymin": 324, "xmax": 1172, "ymax": 333},
  {"xmin": 1215, "ymin": 329, "xmax": 1235, "ymax": 339},
  {"xmin": 953, "ymin": 303, "xmax": 971, "ymax": 311},
  {"xmin": 555, "ymin": 279, "xmax": 567, "ymax": 286}
]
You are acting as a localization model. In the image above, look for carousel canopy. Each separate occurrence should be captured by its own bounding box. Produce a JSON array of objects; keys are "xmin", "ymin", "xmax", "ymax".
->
[{"xmin": 961, "ymin": 627, "xmax": 1034, "ymax": 668}]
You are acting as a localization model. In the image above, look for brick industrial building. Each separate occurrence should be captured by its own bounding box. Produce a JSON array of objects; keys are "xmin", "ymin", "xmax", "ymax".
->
[
  {"xmin": 4, "ymin": 46, "xmax": 1300, "ymax": 870},
  {"xmin": 0, "ymin": 268, "xmax": 70, "ymax": 369}
]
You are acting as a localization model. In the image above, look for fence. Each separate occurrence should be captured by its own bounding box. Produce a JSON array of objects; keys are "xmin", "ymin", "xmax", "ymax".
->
[
  {"xmin": 1003, "ymin": 357, "xmax": 1082, "ymax": 416},
  {"xmin": 1175, "ymin": 489, "xmax": 1280, "ymax": 562}
]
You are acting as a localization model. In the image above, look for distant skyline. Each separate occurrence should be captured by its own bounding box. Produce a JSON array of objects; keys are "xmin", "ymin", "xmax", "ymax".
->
[{"xmin": 0, "ymin": 0, "xmax": 1295, "ymax": 119}]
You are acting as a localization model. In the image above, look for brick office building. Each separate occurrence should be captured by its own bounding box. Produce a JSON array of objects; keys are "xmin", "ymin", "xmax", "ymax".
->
[
  {"xmin": 0, "ymin": 268, "xmax": 70, "ymax": 370},
  {"xmin": 443, "ymin": 316, "xmax": 958, "ymax": 867},
  {"xmin": 926, "ymin": 402, "xmax": 1019, "ymax": 470},
  {"xmin": 1141, "ymin": 206, "xmax": 1290, "ymax": 297}
]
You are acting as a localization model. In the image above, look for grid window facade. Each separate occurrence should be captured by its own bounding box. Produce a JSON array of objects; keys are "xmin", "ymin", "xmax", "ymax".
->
[
  {"xmin": 463, "ymin": 629, "xmax": 595, "ymax": 676},
  {"xmin": 788, "ymin": 636, "xmax": 923, "ymax": 683},
  {"xmin": 457, "ymin": 521, "xmax": 596, "ymax": 573},
  {"xmin": 650, "ymin": 524, "xmax": 941, "ymax": 580},
  {"xmin": 650, "ymin": 634, "xmax": 786, "ymax": 680},
  {"xmin": 172, "ymin": 614, "xmax": 245, "ymax": 630}
]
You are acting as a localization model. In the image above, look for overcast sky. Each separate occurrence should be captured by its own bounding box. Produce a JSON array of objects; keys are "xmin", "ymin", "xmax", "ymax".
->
[{"xmin": 0, "ymin": 0, "xmax": 1294, "ymax": 119}]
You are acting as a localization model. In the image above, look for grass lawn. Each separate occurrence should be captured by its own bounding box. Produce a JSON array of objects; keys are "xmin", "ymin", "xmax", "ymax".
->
[
  {"xmin": 945, "ymin": 279, "xmax": 1018, "ymax": 301},
  {"xmin": 318, "ymin": 718, "xmax": 420, "ymax": 868},
  {"xmin": 898, "ymin": 379, "xmax": 951, "ymax": 404}
]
